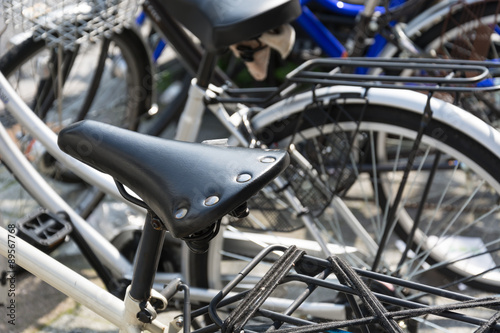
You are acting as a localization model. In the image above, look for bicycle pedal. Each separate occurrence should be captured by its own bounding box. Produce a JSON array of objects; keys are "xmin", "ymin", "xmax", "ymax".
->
[{"xmin": 16, "ymin": 210, "xmax": 73, "ymax": 254}]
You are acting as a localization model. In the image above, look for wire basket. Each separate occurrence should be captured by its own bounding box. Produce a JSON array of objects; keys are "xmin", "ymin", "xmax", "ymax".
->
[{"xmin": 2, "ymin": 0, "xmax": 140, "ymax": 49}]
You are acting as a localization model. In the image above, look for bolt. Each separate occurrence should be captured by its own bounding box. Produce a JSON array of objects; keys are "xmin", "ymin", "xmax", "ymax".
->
[
  {"xmin": 151, "ymin": 218, "xmax": 163, "ymax": 230},
  {"xmin": 368, "ymin": 20, "xmax": 379, "ymax": 32},
  {"xmin": 137, "ymin": 309, "xmax": 153, "ymax": 323},
  {"xmin": 175, "ymin": 316, "xmax": 184, "ymax": 328}
]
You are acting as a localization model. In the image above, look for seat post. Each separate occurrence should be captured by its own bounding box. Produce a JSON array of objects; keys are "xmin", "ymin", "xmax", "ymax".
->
[
  {"xmin": 196, "ymin": 51, "xmax": 218, "ymax": 88},
  {"xmin": 129, "ymin": 211, "xmax": 166, "ymax": 302}
]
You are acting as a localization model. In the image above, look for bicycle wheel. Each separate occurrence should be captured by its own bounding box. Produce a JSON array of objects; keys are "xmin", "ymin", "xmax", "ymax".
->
[
  {"xmin": 0, "ymin": 28, "xmax": 151, "ymax": 227},
  {"xmin": 1, "ymin": 28, "xmax": 151, "ymax": 128},
  {"xmin": 389, "ymin": 0, "xmax": 500, "ymax": 124},
  {"xmin": 197, "ymin": 87, "xmax": 500, "ymax": 299},
  {"xmin": 145, "ymin": 57, "xmax": 191, "ymax": 137}
]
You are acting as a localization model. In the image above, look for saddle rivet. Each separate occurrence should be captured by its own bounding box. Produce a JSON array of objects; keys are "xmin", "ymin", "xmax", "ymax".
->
[
  {"xmin": 175, "ymin": 208, "xmax": 188, "ymax": 219},
  {"xmin": 236, "ymin": 173, "xmax": 252, "ymax": 183},
  {"xmin": 204, "ymin": 196, "xmax": 220, "ymax": 206},
  {"xmin": 260, "ymin": 156, "xmax": 276, "ymax": 163},
  {"xmin": 151, "ymin": 218, "xmax": 163, "ymax": 230}
]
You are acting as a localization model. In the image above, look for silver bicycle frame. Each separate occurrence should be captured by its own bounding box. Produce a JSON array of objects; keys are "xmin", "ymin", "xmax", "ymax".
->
[
  {"xmin": 0, "ymin": 72, "xmax": 348, "ymax": 315},
  {"xmin": 0, "ymin": 0, "xmax": 484, "ymax": 284},
  {"xmin": 0, "ymin": 73, "xmax": 181, "ymax": 284},
  {"xmin": 0, "ymin": 73, "xmax": 133, "ymax": 277},
  {"xmin": 0, "ymin": 226, "xmax": 166, "ymax": 333},
  {"xmin": 0, "ymin": 219, "xmax": 345, "ymax": 333}
]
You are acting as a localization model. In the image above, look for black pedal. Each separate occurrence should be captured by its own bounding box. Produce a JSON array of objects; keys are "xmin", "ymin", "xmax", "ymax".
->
[{"xmin": 16, "ymin": 210, "xmax": 73, "ymax": 253}]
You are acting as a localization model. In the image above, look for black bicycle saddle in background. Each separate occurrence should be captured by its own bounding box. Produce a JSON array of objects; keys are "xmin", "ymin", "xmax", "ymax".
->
[{"xmin": 159, "ymin": 0, "xmax": 301, "ymax": 52}]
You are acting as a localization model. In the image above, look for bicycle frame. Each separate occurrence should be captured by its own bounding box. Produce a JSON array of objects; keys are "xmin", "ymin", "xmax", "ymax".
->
[
  {"xmin": 142, "ymin": 0, "xmax": 390, "ymax": 61},
  {"xmin": 0, "ymin": 225, "xmax": 167, "ymax": 332},
  {"xmin": 295, "ymin": 0, "xmax": 388, "ymax": 58},
  {"xmin": 0, "ymin": 163, "xmax": 344, "ymax": 332},
  {"xmin": 0, "ymin": 69, "xmax": 348, "ymax": 315},
  {"xmin": 143, "ymin": 0, "xmax": 476, "ymax": 63},
  {"xmin": 0, "ymin": 73, "xmax": 134, "ymax": 277},
  {"xmin": 379, "ymin": 0, "xmax": 500, "ymax": 58},
  {"xmin": 3, "ymin": 36, "xmax": 500, "ymax": 332},
  {"xmin": 285, "ymin": 0, "xmax": 499, "ymax": 58},
  {"xmin": 132, "ymin": 0, "xmax": 500, "ymax": 139},
  {"xmin": 0, "ymin": 36, "xmax": 371, "ymax": 310},
  {"xmin": 1, "ymin": 0, "xmax": 500, "ymax": 321}
]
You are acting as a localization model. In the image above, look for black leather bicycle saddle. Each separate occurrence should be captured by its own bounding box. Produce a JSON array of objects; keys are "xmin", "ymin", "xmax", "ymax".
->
[
  {"xmin": 160, "ymin": 0, "xmax": 301, "ymax": 51},
  {"xmin": 57, "ymin": 120, "xmax": 289, "ymax": 239}
]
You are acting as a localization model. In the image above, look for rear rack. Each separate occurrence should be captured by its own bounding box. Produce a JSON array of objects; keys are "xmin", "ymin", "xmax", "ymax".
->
[
  {"xmin": 213, "ymin": 57, "xmax": 500, "ymax": 105},
  {"xmin": 188, "ymin": 245, "xmax": 500, "ymax": 333},
  {"xmin": 286, "ymin": 57, "xmax": 500, "ymax": 92}
]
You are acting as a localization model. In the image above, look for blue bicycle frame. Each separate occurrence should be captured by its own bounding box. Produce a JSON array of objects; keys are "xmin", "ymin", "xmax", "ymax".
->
[
  {"xmin": 138, "ymin": 0, "xmax": 404, "ymax": 63},
  {"xmin": 295, "ymin": 0, "xmax": 389, "ymax": 58},
  {"xmin": 141, "ymin": 0, "xmax": 500, "ymax": 85}
]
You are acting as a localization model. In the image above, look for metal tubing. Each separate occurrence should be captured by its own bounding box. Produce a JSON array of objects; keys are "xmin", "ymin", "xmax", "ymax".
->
[
  {"xmin": 142, "ymin": 0, "xmax": 201, "ymax": 79},
  {"xmin": 184, "ymin": 287, "xmax": 346, "ymax": 320},
  {"xmin": 0, "ymin": 226, "xmax": 166, "ymax": 332},
  {"xmin": 0, "ymin": 72, "xmax": 135, "ymax": 277},
  {"xmin": 142, "ymin": 0, "xmax": 230, "ymax": 86},
  {"xmin": 180, "ymin": 284, "xmax": 191, "ymax": 333},
  {"xmin": 196, "ymin": 52, "xmax": 217, "ymax": 89},
  {"xmin": 0, "ymin": 73, "xmax": 123, "ymax": 201},
  {"xmin": 0, "ymin": 120, "xmax": 132, "ymax": 277},
  {"xmin": 174, "ymin": 79, "xmax": 206, "ymax": 142},
  {"xmin": 129, "ymin": 212, "xmax": 166, "ymax": 301},
  {"xmin": 313, "ymin": 0, "xmax": 385, "ymax": 17},
  {"xmin": 0, "ymin": 227, "xmax": 125, "ymax": 328},
  {"xmin": 295, "ymin": 6, "xmax": 347, "ymax": 57}
]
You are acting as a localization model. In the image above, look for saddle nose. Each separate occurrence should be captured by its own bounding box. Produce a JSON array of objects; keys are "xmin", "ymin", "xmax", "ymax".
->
[{"xmin": 57, "ymin": 120, "xmax": 290, "ymax": 239}]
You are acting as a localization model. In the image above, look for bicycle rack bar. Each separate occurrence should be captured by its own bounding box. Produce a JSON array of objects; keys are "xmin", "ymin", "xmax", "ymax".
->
[
  {"xmin": 197, "ymin": 245, "xmax": 500, "ymax": 333},
  {"xmin": 286, "ymin": 57, "xmax": 500, "ymax": 92},
  {"xmin": 210, "ymin": 57, "xmax": 500, "ymax": 106}
]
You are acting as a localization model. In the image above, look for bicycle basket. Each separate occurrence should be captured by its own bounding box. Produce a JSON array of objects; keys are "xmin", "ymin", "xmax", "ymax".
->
[
  {"xmin": 229, "ymin": 103, "xmax": 362, "ymax": 232},
  {"xmin": 229, "ymin": 190, "xmax": 304, "ymax": 232},
  {"xmin": 2, "ymin": 0, "xmax": 140, "ymax": 49}
]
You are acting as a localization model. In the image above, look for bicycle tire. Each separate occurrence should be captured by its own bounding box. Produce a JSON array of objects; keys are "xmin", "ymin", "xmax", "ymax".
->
[
  {"xmin": 145, "ymin": 57, "xmax": 191, "ymax": 137},
  {"xmin": 0, "ymin": 28, "xmax": 151, "ymax": 226},
  {"xmin": 0, "ymin": 28, "xmax": 151, "ymax": 130},
  {"xmin": 380, "ymin": 0, "xmax": 500, "ymax": 287},
  {"xmin": 417, "ymin": 0, "xmax": 500, "ymax": 123},
  {"xmin": 384, "ymin": 0, "xmax": 500, "ymax": 123},
  {"xmin": 196, "ymin": 87, "xmax": 500, "ymax": 302}
]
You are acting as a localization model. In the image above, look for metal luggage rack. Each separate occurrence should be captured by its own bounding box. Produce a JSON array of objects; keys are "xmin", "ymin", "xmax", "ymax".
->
[
  {"xmin": 212, "ymin": 57, "xmax": 500, "ymax": 106},
  {"xmin": 285, "ymin": 57, "xmax": 500, "ymax": 93},
  {"xmin": 2, "ymin": 0, "xmax": 140, "ymax": 49},
  {"xmin": 186, "ymin": 245, "xmax": 500, "ymax": 333}
]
